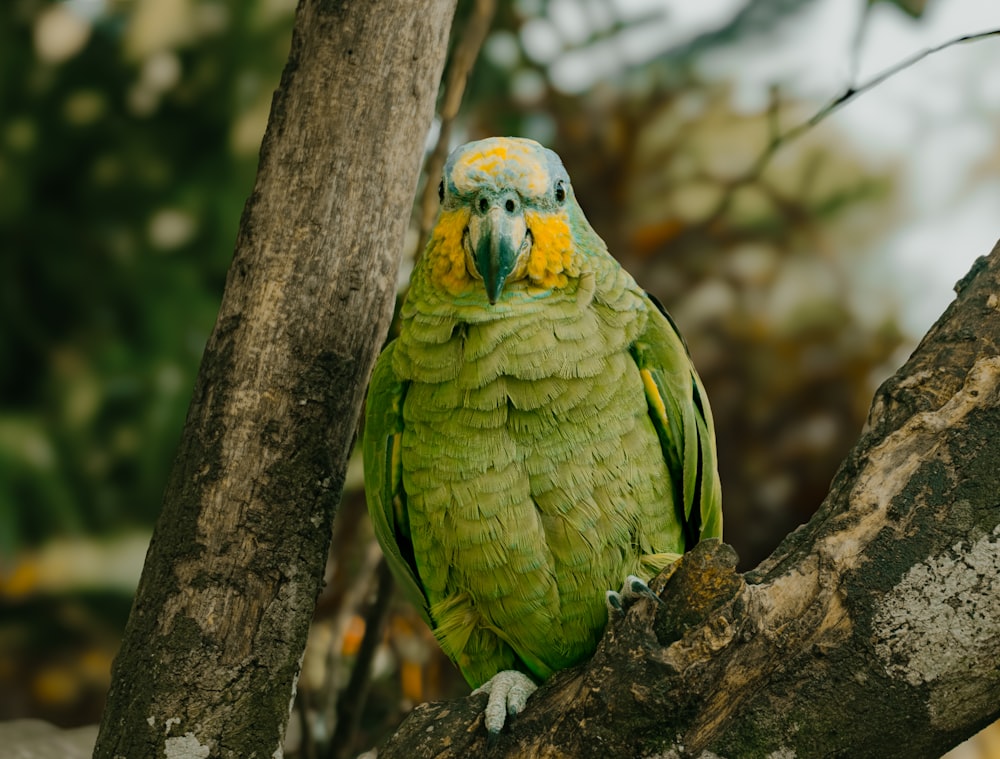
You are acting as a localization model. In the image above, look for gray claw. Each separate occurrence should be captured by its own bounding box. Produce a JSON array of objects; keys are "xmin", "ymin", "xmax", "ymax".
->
[
  {"xmin": 605, "ymin": 589, "xmax": 625, "ymax": 616},
  {"xmin": 626, "ymin": 574, "xmax": 663, "ymax": 605},
  {"xmin": 607, "ymin": 574, "xmax": 662, "ymax": 616}
]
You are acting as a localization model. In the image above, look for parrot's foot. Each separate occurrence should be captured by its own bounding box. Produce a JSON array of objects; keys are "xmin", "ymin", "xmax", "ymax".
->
[
  {"xmin": 472, "ymin": 669, "xmax": 538, "ymax": 736},
  {"xmin": 605, "ymin": 574, "xmax": 662, "ymax": 616}
]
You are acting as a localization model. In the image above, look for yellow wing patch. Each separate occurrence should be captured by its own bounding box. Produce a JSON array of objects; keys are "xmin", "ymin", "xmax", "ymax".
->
[
  {"xmin": 640, "ymin": 368, "xmax": 668, "ymax": 420},
  {"xmin": 525, "ymin": 209, "xmax": 578, "ymax": 289}
]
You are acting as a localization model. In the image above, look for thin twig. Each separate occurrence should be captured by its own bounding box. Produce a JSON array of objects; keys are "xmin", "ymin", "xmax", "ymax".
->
[
  {"xmin": 707, "ymin": 27, "xmax": 1000, "ymax": 223},
  {"xmin": 786, "ymin": 28, "xmax": 1000, "ymax": 152},
  {"xmin": 319, "ymin": 542, "xmax": 385, "ymax": 755},
  {"xmin": 847, "ymin": 1, "xmax": 874, "ymax": 86},
  {"xmin": 414, "ymin": 0, "xmax": 498, "ymax": 261}
]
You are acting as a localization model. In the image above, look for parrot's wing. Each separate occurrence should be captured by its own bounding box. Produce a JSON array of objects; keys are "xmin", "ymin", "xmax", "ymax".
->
[
  {"xmin": 363, "ymin": 341, "xmax": 433, "ymax": 628},
  {"xmin": 631, "ymin": 294, "xmax": 723, "ymax": 547}
]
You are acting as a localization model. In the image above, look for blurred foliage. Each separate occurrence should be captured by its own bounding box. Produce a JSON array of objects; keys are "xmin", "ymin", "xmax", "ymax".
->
[
  {"xmin": 0, "ymin": 1, "xmax": 996, "ymax": 758},
  {"xmin": 0, "ymin": 0, "xmax": 294, "ymax": 727},
  {"xmin": 0, "ymin": 0, "xmax": 294, "ymax": 552}
]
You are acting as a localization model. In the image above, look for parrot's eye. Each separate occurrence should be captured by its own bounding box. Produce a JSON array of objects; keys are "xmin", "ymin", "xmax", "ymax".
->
[
  {"xmin": 479, "ymin": 197, "xmax": 489, "ymax": 212},
  {"xmin": 438, "ymin": 181, "xmax": 444, "ymax": 202},
  {"xmin": 554, "ymin": 181, "xmax": 566, "ymax": 203}
]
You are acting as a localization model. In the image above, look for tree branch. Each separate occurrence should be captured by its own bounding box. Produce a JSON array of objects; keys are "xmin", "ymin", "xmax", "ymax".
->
[
  {"xmin": 92, "ymin": 1, "xmax": 457, "ymax": 756},
  {"xmin": 376, "ymin": 240, "xmax": 1000, "ymax": 758}
]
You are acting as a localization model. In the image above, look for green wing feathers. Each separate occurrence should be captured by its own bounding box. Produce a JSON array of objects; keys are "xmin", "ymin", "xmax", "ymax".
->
[
  {"xmin": 632, "ymin": 296, "xmax": 723, "ymax": 547},
  {"xmin": 362, "ymin": 341, "xmax": 433, "ymax": 628}
]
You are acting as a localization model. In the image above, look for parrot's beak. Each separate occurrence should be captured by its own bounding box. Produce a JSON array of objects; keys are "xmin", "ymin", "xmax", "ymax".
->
[{"xmin": 468, "ymin": 204, "xmax": 529, "ymax": 305}]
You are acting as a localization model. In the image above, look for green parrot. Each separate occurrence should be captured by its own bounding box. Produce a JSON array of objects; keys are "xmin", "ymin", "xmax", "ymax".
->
[{"xmin": 363, "ymin": 136, "xmax": 722, "ymax": 732}]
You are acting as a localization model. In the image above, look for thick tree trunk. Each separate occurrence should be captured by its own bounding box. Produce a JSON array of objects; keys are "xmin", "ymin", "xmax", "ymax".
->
[
  {"xmin": 378, "ymin": 241, "xmax": 1000, "ymax": 758},
  {"xmin": 92, "ymin": 1, "xmax": 456, "ymax": 757}
]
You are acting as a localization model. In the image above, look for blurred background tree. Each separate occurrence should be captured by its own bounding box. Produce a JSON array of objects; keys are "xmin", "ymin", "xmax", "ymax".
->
[
  {"xmin": 0, "ymin": 0, "xmax": 295, "ymax": 726},
  {"xmin": 1, "ymin": 0, "xmax": 998, "ymax": 757}
]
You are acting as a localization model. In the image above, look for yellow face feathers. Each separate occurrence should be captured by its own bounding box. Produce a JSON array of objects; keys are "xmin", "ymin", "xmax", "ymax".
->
[
  {"xmin": 427, "ymin": 137, "xmax": 581, "ymax": 299},
  {"xmin": 523, "ymin": 209, "xmax": 578, "ymax": 289},
  {"xmin": 428, "ymin": 207, "xmax": 474, "ymax": 294}
]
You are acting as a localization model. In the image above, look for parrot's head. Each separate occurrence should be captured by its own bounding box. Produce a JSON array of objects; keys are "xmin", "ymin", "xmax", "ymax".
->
[{"xmin": 433, "ymin": 137, "xmax": 582, "ymax": 304}]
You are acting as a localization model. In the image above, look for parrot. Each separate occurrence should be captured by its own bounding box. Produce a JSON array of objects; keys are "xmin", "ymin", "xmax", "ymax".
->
[{"xmin": 363, "ymin": 136, "xmax": 722, "ymax": 734}]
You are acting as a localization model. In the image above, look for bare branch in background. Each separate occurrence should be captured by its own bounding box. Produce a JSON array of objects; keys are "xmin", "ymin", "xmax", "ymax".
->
[
  {"xmin": 416, "ymin": 0, "xmax": 498, "ymax": 259},
  {"xmin": 797, "ymin": 27, "xmax": 1000, "ymax": 139},
  {"xmin": 708, "ymin": 27, "xmax": 1000, "ymax": 223},
  {"xmin": 847, "ymin": 1, "xmax": 875, "ymax": 86},
  {"xmin": 329, "ymin": 558, "xmax": 395, "ymax": 759}
]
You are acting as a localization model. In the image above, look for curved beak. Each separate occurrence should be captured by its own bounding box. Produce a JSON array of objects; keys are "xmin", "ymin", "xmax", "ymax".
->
[{"xmin": 468, "ymin": 205, "xmax": 528, "ymax": 304}]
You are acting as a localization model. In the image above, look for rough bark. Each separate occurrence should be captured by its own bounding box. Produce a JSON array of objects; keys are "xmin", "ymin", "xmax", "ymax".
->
[
  {"xmin": 378, "ymin": 240, "xmax": 1000, "ymax": 758},
  {"xmin": 92, "ymin": 1, "xmax": 456, "ymax": 757}
]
